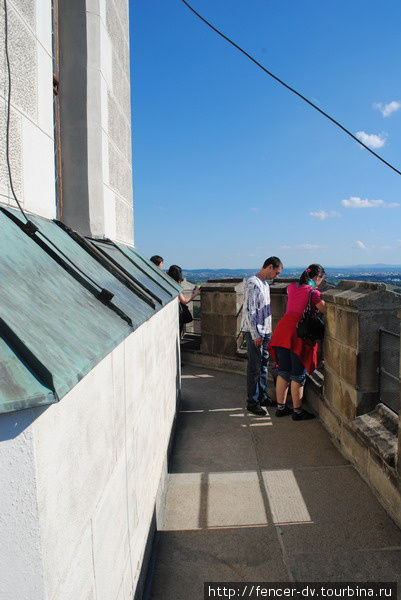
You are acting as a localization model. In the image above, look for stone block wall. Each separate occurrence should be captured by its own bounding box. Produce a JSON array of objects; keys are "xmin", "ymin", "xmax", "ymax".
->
[
  {"xmin": 181, "ymin": 278, "xmax": 201, "ymax": 334},
  {"xmin": 306, "ymin": 281, "xmax": 401, "ymax": 527},
  {"xmin": 323, "ymin": 281, "xmax": 400, "ymax": 419},
  {"xmin": 270, "ymin": 278, "xmax": 297, "ymax": 330},
  {"xmin": 200, "ymin": 279, "xmax": 245, "ymax": 357}
]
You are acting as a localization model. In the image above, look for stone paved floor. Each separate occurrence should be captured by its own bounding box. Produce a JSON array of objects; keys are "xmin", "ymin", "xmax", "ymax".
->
[{"xmin": 148, "ymin": 366, "xmax": 401, "ymax": 599}]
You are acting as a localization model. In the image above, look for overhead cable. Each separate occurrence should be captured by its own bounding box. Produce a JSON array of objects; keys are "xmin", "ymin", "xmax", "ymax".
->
[{"xmin": 181, "ymin": 0, "xmax": 401, "ymax": 177}]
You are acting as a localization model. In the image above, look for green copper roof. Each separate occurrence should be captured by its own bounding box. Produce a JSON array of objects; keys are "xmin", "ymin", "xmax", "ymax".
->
[
  {"xmin": 88, "ymin": 238, "xmax": 174, "ymax": 306},
  {"xmin": 0, "ymin": 337, "xmax": 55, "ymax": 412},
  {"xmin": 115, "ymin": 243, "xmax": 182, "ymax": 294},
  {"xmin": 0, "ymin": 208, "xmax": 179, "ymax": 414}
]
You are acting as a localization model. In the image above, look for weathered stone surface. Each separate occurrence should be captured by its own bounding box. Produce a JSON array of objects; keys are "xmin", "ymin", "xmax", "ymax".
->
[
  {"xmin": 270, "ymin": 294, "xmax": 287, "ymax": 323},
  {"xmin": 200, "ymin": 279, "xmax": 245, "ymax": 294},
  {"xmin": 323, "ymin": 281, "xmax": 401, "ymax": 310},
  {"xmin": 324, "ymin": 367, "xmax": 357, "ymax": 420},
  {"xmin": 318, "ymin": 401, "xmax": 342, "ymax": 445},
  {"xmin": 324, "ymin": 338, "xmax": 358, "ymax": 387},
  {"xmin": 213, "ymin": 335, "xmax": 238, "ymax": 357},
  {"xmin": 354, "ymin": 404, "xmax": 398, "ymax": 468},
  {"xmin": 336, "ymin": 307, "xmax": 358, "ymax": 348},
  {"xmin": 201, "ymin": 314, "xmax": 224, "ymax": 336},
  {"xmin": 199, "ymin": 280, "xmax": 245, "ymax": 358},
  {"xmin": 356, "ymin": 391, "xmax": 379, "ymax": 416},
  {"xmin": 357, "ymin": 349, "xmax": 380, "ymax": 391},
  {"xmin": 200, "ymin": 333, "xmax": 239, "ymax": 357},
  {"xmin": 200, "ymin": 333, "xmax": 214, "ymax": 356},
  {"xmin": 367, "ymin": 454, "xmax": 401, "ymax": 523},
  {"xmin": 340, "ymin": 424, "xmax": 369, "ymax": 469},
  {"xmin": 223, "ymin": 315, "xmax": 241, "ymax": 336},
  {"xmin": 200, "ymin": 290, "xmax": 214, "ymax": 314},
  {"xmin": 324, "ymin": 304, "xmax": 337, "ymax": 341},
  {"xmin": 215, "ymin": 292, "xmax": 239, "ymax": 316}
]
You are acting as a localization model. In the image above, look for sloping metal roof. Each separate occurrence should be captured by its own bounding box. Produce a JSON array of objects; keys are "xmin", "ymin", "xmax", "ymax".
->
[{"xmin": 0, "ymin": 208, "xmax": 179, "ymax": 414}]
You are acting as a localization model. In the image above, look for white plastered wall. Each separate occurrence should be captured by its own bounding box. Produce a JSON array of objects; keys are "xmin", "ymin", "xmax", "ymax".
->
[
  {"xmin": 0, "ymin": 0, "xmax": 56, "ymax": 220},
  {"xmin": 0, "ymin": 300, "xmax": 180, "ymax": 600}
]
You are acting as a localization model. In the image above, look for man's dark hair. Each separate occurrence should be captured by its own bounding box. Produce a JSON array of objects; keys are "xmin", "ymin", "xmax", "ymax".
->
[
  {"xmin": 150, "ymin": 255, "xmax": 163, "ymax": 267},
  {"xmin": 263, "ymin": 256, "xmax": 283, "ymax": 269}
]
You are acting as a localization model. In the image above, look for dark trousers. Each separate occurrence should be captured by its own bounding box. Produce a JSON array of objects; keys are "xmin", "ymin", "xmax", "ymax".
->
[{"xmin": 245, "ymin": 332, "xmax": 271, "ymax": 405}]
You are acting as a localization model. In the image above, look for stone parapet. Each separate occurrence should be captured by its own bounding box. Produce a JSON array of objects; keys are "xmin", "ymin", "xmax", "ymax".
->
[
  {"xmin": 322, "ymin": 280, "xmax": 401, "ymax": 418},
  {"xmin": 269, "ymin": 279, "xmax": 297, "ymax": 330},
  {"xmin": 305, "ymin": 280, "xmax": 401, "ymax": 527},
  {"xmin": 181, "ymin": 278, "xmax": 201, "ymax": 334},
  {"xmin": 200, "ymin": 279, "xmax": 245, "ymax": 357}
]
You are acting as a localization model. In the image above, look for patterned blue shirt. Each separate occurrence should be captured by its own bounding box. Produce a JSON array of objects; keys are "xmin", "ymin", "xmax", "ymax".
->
[{"xmin": 241, "ymin": 275, "xmax": 272, "ymax": 340}]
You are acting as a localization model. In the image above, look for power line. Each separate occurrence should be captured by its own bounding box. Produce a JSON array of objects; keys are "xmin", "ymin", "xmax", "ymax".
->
[{"xmin": 181, "ymin": 0, "xmax": 401, "ymax": 177}]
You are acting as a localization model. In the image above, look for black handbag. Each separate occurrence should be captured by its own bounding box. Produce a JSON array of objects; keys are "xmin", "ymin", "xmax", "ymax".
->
[
  {"xmin": 179, "ymin": 302, "xmax": 193, "ymax": 325},
  {"xmin": 296, "ymin": 290, "xmax": 324, "ymax": 341}
]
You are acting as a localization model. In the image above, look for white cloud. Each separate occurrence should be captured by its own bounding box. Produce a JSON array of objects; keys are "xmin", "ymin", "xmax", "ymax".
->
[
  {"xmin": 250, "ymin": 207, "xmax": 259, "ymax": 212},
  {"xmin": 355, "ymin": 131, "xmax": 386, "ymax": 148},
  {"xmin": 341, "ymin": 196, "xmax": 399, "ymax": 208},
  {"xmin": 355, "ymin": 240, "xmax": 367, "ymax": 249},
  {"xmin": 298, "ymin": 244, "xmax": 322, "ymax": 250},
  {"xmin": 309, "ymin": 210, "xmax": 341, "ymax": 220},
  {"xmin": 373, "ymin": 101, "xmax": 401, "ymax": 118},
  {"xmin": 280, "ymin": 243, "xmax": 324, "ymax": 251}
]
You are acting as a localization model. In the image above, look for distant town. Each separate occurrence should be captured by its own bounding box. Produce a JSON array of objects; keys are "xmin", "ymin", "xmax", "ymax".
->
[{"xmin": 183, "ymin": 265, "xmax": 401, "ymax": 294}]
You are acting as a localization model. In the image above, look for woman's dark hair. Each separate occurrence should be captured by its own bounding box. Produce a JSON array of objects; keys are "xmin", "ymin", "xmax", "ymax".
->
[
  {"xmin": 166, "ymin": 265, "xmax": 183, "ymax": 283},
  {"xmin": 150, "ymin": 255, "xmax": 163, "ymax": 267},
  {"xmin": 299, "ymin": 263, "xmax": 325, "ymax": 286}
]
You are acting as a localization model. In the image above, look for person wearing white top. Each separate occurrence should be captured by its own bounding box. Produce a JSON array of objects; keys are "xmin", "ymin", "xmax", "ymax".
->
[{"xmin": 241, "ymin": 257, "xmax": 283, "ymax": 415}]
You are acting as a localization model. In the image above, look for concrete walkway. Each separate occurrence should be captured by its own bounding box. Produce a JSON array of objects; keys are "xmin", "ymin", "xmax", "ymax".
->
[{"xmin": 148, "ymin": 366, "xmax": 401, "ymax": 599}]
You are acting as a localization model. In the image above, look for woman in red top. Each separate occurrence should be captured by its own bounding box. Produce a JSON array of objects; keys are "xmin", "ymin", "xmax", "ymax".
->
[{"xmin": 268, "ymin": 264, "xmax": 326, "ymax": 421}]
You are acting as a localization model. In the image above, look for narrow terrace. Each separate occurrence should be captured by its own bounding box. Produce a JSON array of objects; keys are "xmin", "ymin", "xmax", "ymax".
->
[{"xmin": 147, "ymin": 366, "xmax": 401, "ymax": 599}]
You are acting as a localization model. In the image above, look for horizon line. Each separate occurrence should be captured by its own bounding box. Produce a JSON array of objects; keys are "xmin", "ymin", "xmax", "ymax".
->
[{"xmin": 183, "ymin": 264, "xmax": 401, "ymax": 271}]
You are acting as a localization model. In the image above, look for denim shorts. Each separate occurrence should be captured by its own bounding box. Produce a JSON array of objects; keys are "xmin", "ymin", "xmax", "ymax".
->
[{"xmin": 275, "ymin": 347, "xmax": 307, "ymax": 386}]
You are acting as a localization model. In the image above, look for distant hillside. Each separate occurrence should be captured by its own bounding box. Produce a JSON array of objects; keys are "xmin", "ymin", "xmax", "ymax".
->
[{"xmin": 182, "ymin": 267, "xmax": 401, "ymax": 293}]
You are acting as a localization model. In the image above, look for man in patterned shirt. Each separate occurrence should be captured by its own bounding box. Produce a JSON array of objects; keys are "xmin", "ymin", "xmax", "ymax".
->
[{"xmin": 241, "ymin": 256, "xmax": 283, "ymax": 415}]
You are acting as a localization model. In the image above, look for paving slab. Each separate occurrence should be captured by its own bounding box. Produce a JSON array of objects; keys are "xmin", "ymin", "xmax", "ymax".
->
[
  {"xmin": 288, "ymin": 548, "xmax": 401, "ymax": 583},
  {"xmin": 163, "ymin": 471, "xmax": 271, "ymax": 531},
  {"xmin": 170, "ymin": 411, "xmax": 260, "ymax": 473},
  {"xmin": 180, "ymin": 371, "xmax": 246, "ymax": 411},
  {"xmin": 253, "ymin": 415, "xmax": 349, "ymax": 469},
  {"xmin": 279, "ymin": 466, "xmax": 401, "ymax": 553},
  {"xmin": 149, "ymin": 527, "xmax": 290, "ymax": 600},
  {"xmin": 148, "ymin": 366, "xmax": 401, "ymax": 599}
]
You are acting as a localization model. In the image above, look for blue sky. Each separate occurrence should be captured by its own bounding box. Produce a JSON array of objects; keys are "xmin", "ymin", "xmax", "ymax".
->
[{"xmin": 130, "ymin": 0, "xmax": 401, "ymax": 269}]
